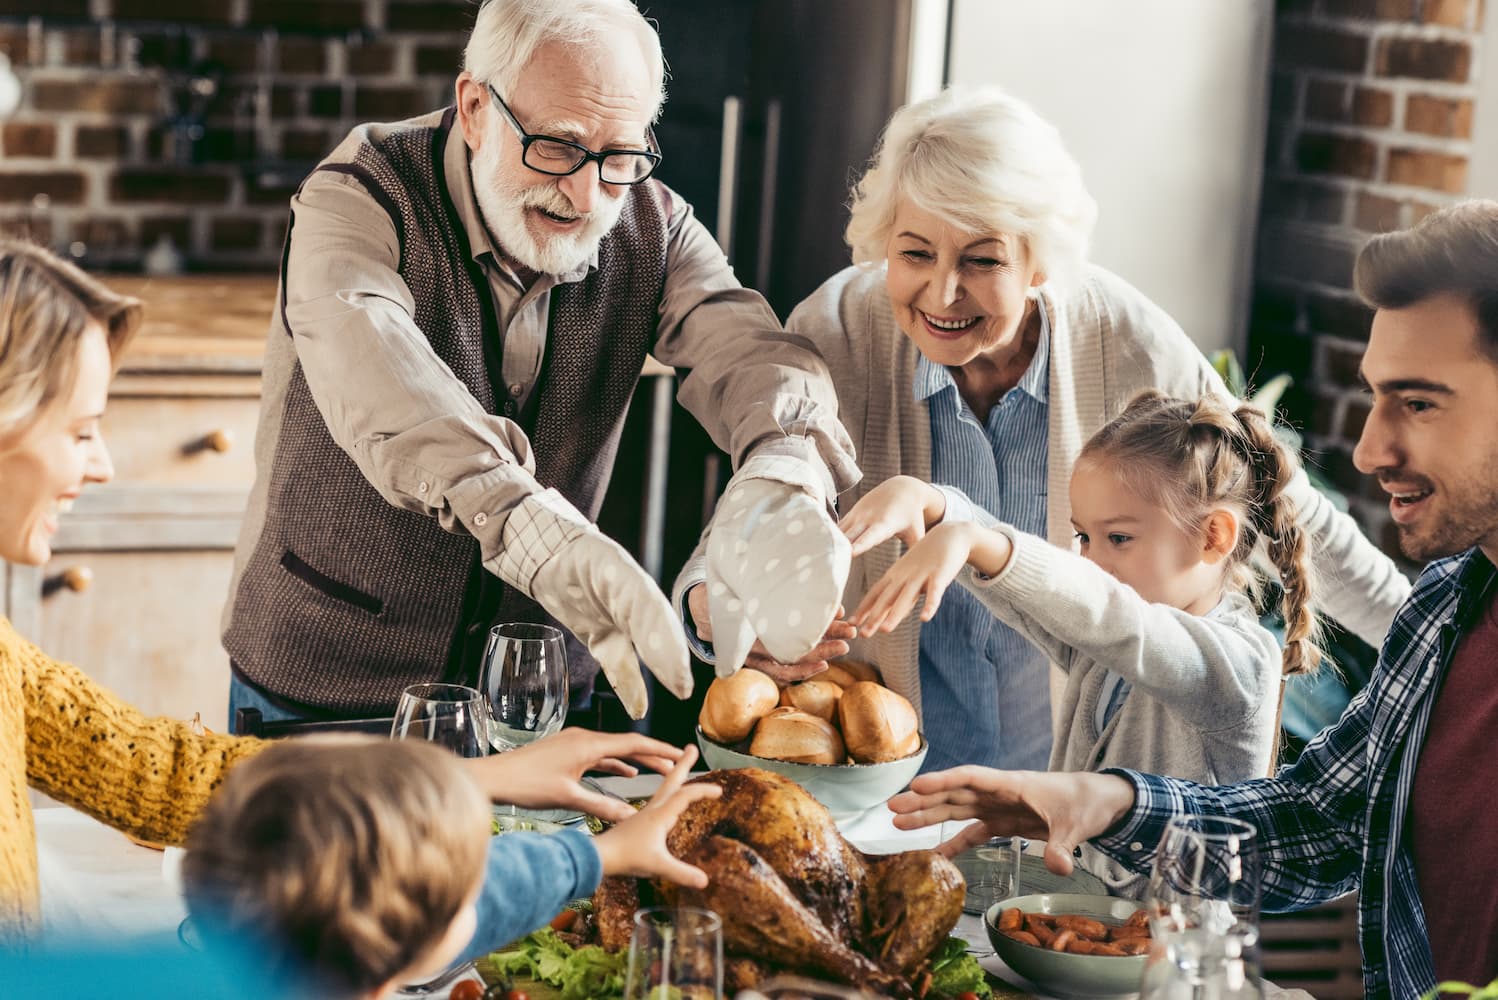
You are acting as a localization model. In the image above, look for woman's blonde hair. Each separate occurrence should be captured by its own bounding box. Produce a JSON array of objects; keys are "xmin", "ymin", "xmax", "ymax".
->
[
  {"xmin": 183, "ymin": 737, "xmax": 492, "ymax": 998},
  {"xmin": 1081, "ymin": 390, "xmax": 1323, "ymax": 678},
  {"xmin": 844, "ymin": 85, "xmax": 1097, "ymax": 289},
  {"xmin": 0, "ymin": 239, "xmax": 141, "ymax": 443}
]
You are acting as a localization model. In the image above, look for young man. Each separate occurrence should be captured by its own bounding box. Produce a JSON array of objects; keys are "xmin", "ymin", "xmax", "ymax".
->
[{"xmin": 888, "ymin": 199, "xmax": 1498, "ymax": 999}]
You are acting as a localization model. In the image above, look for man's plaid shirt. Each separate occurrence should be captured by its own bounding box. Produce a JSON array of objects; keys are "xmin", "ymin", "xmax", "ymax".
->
[{"xmin": 1095, "ymin": 547, "xmax": 1497, "ymax": 1000}]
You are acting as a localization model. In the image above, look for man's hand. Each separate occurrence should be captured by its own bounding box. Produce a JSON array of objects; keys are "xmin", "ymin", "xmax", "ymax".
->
[
  {"xmin": 490, "ymin": 489, "xmax": 691, "ymax": 719},
  {"xmin": 839, "ymin": 475, "xmax": 948, "ymax": 557},
  {"xmin": 703, "ymin": 478, "xmax": 850, "ymax": 673},
  {"xmin": 686, "ymin": 583, "xmax": 854, "ymax": 682},
  {"xmin": 466, "ymin": 728, "xmax": 686, "ymax": 823},
  {"xmin": 887, "ymin": 767, "xmax": 1137, "ymax": 876},
  {"xmin": 592, "ymin": 745, "xmax": 722, "ymax": 888}
]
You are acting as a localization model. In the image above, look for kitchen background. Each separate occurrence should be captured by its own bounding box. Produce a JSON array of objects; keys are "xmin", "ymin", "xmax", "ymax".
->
[{"xmin": 3, "ymin": 2, "xmax": 1490, "ymax": 993}]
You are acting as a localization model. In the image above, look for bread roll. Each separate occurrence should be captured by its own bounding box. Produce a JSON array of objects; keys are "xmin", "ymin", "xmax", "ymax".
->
[
  {"xmin": 838, "ymin": 682, "xmax": 921, "ymax": 763},
  {"xmin": 699, "ymin": 668, "xmax": 780, "ymax": 744},
  {"xmin": 820, "ymin": 664, "xmax": 860, "ymax": 688},
  {"xmin": 831, "ymin": 658, "xmax": 883, "ymax": 685},
  {"xmin": 750, "ymin": 707, "xmax": 846, "ymax": 765},
  {"xmin": 778, "ymin": 679, "xmax": 844, "ymax": 722}
]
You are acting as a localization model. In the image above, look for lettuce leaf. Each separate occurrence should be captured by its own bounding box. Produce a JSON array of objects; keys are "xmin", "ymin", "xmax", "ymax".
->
[
  {"xmin": 484, "ymin": 929, "xmax": 627, "ymax": 1000},
  {"xmin": 927, "ymin": 936, "xmax": 992, "ymax": 999}
]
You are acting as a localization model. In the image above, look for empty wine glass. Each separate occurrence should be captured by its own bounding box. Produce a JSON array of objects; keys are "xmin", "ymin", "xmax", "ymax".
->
[
  {"xmin": 482, "ymin": 622, "xmax": 569, "ymax": 752},
  {"xmin": 389, "ymin": 683, "xmax": 489, "ymax": 759},
  {"xmin": 1140, "ymin": 815, "xmax": 1264, "ymax": 1000},
  {"xmin": 624, "ymin": 906, "xmax": 723, "ymax": 1000}
]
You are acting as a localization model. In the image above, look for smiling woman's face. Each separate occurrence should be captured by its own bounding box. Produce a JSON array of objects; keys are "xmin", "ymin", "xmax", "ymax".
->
[
  {"xmin": 883, "ymin": 200, "xmax": 1044, "ymax": 368},
  {"xmin": 0, "ymin": 323, "xmax": 114, "ymax": 565}
]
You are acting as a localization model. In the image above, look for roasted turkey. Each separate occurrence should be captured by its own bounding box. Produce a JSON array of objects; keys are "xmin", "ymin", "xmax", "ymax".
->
[{"xmin": 593, "ymin": 768, "xmax": 965, "ymax": 998}]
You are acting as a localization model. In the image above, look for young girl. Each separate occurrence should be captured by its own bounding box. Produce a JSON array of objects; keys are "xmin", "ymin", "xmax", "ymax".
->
[{"xmin": 843, "ymin": 390, "xmax": 1320, "ymax": 896}]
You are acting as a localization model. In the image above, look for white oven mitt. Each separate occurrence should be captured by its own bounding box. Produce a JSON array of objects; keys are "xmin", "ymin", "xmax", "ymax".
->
[
  {"xmin": 704, "ymin": 477, "xmax": 850, "ymax": 675},
  {"xmin": 489, "ymin": 488, "xmax": 691, "ymax": 719}
]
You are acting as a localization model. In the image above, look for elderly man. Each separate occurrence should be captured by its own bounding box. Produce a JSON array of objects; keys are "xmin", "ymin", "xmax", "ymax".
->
[
  {"xmin": 222, "ymin": 0, "xmax": 857, "ymax": 725},
  {"xmin": 888, "ymin": 199, "xmax": 1498, "ymax": 999}
]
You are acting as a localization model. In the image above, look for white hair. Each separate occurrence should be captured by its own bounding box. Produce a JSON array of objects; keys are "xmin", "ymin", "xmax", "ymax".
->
[
  {"xmin": 845, "ymin": 85, "xmax": 1097, "ymax": 290},
  {"xmin": 463, "ymin": 0, "xmax": 667, "ymax": 121}
]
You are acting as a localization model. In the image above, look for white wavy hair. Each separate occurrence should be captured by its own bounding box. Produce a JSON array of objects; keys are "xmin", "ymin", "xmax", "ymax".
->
[
  {"xmin": 845, "ymin": 85, "xmax": 1097, "ymax": 290},
  {"xmin": 463, "ymin": 0, "xmax": 666, "ymax": 120}
]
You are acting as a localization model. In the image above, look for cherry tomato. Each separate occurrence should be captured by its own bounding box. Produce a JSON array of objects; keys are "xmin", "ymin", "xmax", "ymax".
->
[
  {"xmin": 956, "ymin": 993, "xmax": 982, "ymax": 1000},
  {"xmin": 504, "ymin": 992, "xmax": 529, "ymax": 1000},
  {"xmin": 548, "ymin": 908, "xmax": 579, "ymax": 932},
  {"xmin": 448, "ymin": 980, "xmax": 485, "ymax": 1000}
]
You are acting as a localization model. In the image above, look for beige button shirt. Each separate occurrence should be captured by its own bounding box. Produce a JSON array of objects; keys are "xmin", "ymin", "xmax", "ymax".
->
[{"xmin": 232, "ymin": 118, "xmax": 858, "ymax": 599}]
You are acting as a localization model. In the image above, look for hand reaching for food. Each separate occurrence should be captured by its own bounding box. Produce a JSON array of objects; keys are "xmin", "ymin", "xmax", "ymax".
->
[
  {"xmin": 591, "ymin": 745, "xmax": 721, "ymax": 888},
  {"xmin": 838, "ymin": 475, "xmax": 948, "ymax": 557}
]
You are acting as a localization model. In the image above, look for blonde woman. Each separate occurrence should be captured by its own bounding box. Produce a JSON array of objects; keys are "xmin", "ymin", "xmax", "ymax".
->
[
  {"xmin": 678, "ymin": 85, "xmax": 1411, "ymax": 774},
  {"xmin": 0, "ymin": 240, "xmax": 702, "ymax": 947}
]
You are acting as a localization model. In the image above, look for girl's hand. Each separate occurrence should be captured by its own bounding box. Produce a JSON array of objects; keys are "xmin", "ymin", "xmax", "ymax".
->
[
  {"xmin": 591, "ymin": 745, "xmax": 721, "ymax": 888},
  {"xmin": 839, "ymin": 476, "xmax": 947, "ymax": 557},
  {"xmin": 849, "ymin": 522, "xmax": 976, "ymax": 635}
]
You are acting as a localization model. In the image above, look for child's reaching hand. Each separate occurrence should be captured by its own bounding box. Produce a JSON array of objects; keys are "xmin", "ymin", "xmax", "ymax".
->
[
  {"xmin": 591, "ymin": 745, "xmax": 721, "ymax": 888},
  {"xmin": 839, "ymin": 475, "xmax": 948, "ymax": 557},
  {"xmin": 850, "ymin": 521, "xmax": 1016, "ymax": 635}
]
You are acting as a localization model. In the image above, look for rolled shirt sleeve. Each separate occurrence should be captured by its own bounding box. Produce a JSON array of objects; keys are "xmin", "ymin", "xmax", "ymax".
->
[{"xmin": 284, "ymin": 170, "xmax": 547, "ymax": 562}]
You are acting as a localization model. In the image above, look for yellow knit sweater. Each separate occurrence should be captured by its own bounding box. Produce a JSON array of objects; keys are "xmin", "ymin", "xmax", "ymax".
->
[{"xmin": 0, "ymin": 616, "xmax": 262, "ymax": 942}]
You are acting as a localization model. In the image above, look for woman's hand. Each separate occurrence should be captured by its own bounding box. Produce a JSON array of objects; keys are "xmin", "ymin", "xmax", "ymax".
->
[
  {"xmin": 839, "ymin": 476, "xmax": 948, "ymax": 557},
  {"xmin": 466, "ymin": 728, "xmax": 685, "ymax": 823},
  {"xmin": 686, "ymin": 584, "xmax": 854, "ymax": 683},
  {"xmin": 887, "ymin": 766, "xmax": 1137, "ymax": 876},
  {"xmin": 592, "ymin": 745, "xmax": 721, "ymax": 887},
  {"xmin": 849, "ymin": 522, "xmax": 985, "ymax": 635}
]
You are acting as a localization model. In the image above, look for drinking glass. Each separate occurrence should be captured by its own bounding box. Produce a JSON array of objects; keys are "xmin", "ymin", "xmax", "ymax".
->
[
  {"xmin": 1140, "ymin": 815, "xmax": 1264, "ymax": 1000},
  {"xmin": 624, "ymin": 906, "xmax": 724, "ymax": 1000},
  {"xmin": 389, "ymin": 683, "xmax": 489, "ymax": 758},
  {"xmin": 482, "ymin": 622, "xmax": 569, "ymax": 752}
]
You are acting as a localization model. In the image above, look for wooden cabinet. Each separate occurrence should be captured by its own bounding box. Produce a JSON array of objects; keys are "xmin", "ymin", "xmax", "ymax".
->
[{"xmin": 1, "ymin": 274, "xmax": 274, "ymax": 730}]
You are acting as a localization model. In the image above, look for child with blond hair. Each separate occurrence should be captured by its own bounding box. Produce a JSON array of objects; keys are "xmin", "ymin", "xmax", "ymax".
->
[
  {"xmin": 183, "ymin": 737, "xmax": 717, "ymax": 998},
  {"xmin": 844, "ymin": 390, "xmax": 1321, "ymax": 895}
]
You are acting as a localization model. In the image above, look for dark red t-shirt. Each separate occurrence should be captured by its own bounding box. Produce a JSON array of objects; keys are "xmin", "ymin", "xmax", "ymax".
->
[{"xmin": 1409, "ymin": 585, "xmax": 1498, "ymax": 986}]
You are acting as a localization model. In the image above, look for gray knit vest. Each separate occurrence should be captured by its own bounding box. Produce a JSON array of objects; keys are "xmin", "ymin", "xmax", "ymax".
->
[{"xmin": 224, "ymin": 109, "xmax": 668, "ymax": 717}]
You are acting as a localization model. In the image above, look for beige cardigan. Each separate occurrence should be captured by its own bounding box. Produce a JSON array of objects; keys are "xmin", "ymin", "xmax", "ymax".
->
[{"xmin": 677, "ymin": 263, "xmax": 1411, "ymax": 733}]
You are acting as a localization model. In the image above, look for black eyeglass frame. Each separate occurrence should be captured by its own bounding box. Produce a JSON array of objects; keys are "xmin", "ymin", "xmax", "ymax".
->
[{"xmin": 486, "ymin": 83, "xmax": 662, "ymax": 186}]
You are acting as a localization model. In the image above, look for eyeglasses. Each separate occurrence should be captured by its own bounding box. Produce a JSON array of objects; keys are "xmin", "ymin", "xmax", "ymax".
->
[{"xmin": 486, "ymin": 84, "xmax": 662, "ymax": 186}]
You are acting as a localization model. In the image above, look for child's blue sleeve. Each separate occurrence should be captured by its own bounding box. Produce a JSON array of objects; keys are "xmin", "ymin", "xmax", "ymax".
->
[{"xmin": 456, "ymin": 828, "xmax": 604, "ymax": 965}]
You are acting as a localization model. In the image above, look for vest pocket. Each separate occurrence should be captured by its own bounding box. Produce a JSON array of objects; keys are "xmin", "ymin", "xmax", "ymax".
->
[{"xmin": 280, "ymin": 549, "xmax": 384, "ymax": 616}]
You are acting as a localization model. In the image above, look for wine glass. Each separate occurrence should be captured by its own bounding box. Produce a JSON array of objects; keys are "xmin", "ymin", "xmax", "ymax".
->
[
  {"xmin": 389, "ymin": 683, "xmax": 489, "ymax": 759},
  {"xmin": 624, "ymin": 906, "xmax": 724, "ymax": 1000},
  {"xmin": 1140, "ymin": 815, "xmax": 1264, "ymax": 1000},
  {"xmin": 482, "ymin": 622, "xmax": 569, "ymax": 752}
]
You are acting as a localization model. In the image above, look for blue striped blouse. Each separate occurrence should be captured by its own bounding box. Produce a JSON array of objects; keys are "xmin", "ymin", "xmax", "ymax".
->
[{"xmin": 916, "ymin": 306, "xmax": 1055, "ymax": 772}]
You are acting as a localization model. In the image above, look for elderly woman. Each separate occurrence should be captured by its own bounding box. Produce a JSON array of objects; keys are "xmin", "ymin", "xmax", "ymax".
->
[
  {"xmin": 680, "ymin": 86, "xmax": 1411, "ymax": 772},
  {"xmin": 0, "ymin": 242, "xmax": 697, "ymax": 946}
]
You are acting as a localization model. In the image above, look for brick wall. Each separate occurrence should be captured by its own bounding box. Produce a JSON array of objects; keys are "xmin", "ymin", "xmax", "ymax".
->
[
  {"xmin": 1248, "ymin": 0, "xmax": 1487, "ymax": 562},
  {"xmin": 0, "ymin": 0, "xmax": 475, "ymax": 270}
]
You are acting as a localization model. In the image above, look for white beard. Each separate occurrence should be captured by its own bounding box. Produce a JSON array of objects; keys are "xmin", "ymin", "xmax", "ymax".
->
[{"xmin": 469, "ymin": 135, "xmax": 627, "ymax": 276}]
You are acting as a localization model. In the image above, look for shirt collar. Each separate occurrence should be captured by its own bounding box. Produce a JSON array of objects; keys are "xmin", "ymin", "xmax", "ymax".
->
[
  {"xmin": 911, "ymin": 296, "xmax": 1052, "ymax": 404},
  {"xmin": 442, "ymin": 125, "xmax": 596, "ymax": 286}
]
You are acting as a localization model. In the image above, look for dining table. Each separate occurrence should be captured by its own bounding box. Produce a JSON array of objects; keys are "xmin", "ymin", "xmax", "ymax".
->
[{"xmin": 32, "ymin": 773, "xmax": 1313, "ymax": 1000}]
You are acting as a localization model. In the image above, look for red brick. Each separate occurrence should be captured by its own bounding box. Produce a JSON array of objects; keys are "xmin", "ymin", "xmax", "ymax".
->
[
  {"xmin": 415, "ymin": 44, "xmax": 464, "ymax": 76},
  {"xmin": 205, "ymin": 35, "xmax": 265, "ymax": 74},
  {"xmin": 1386, "ymin": 147, "xmax": 1468, "ymax": 193},
  {"xmin": 307, "ymin": 85, "xmax": 342, "ymax": 118},
  {"xmin": 71, "ymin": 217, "xmax": 132, "ymax": 252},
  {"xmin": 386, "ymin": 2, "xmax": 475, "ymax": 32},
  {"xmin": 113, "ymin": 0, "xmax": 234, "ymax": 23},
  {"xmin": 33, "ymin": 78, "xmax": 162, "ymax": 115},
  {"xmin": 279, "ymin": 37, "xmax": 327, "ymax": 74},
  {"xmin": 1422, "ymin": 0, "xmax": 1472, "ymax": 26},
  {"xmin": 1376, "ymin": 37, "xmax": 1471, "ymax": 81},
  {"xmin": 1307, "ymin": 292, "xmax": 1374, "ymax": 340},
  {"xmin": 60, "ymin": 28, "xmax": 104, "ymax": 66},
  {"xmin": 1308, "ymin": 390, "xmax": 1340, "ymax": 438},
  {"xmin": 346, "ymin": 41, "xmax": 396, "ymax": 76},
  {"xmin": 0, "ymin": 172, "xmax": 86, "ymax": 205},
  {"xmin": 0, "ymin": 26, "xmax": 34, "ymax": 67},
  {"xmin": 129, "ymin": 31, "xmax": 196, "ymax": 71},
  {"xmin": 111, "ymin": 168, "xmax": 232, "ymax": 203},
  {"xmin": 1354, "ymin": 192, "xmax": 1405, "ymax": 232},
  {"xmin": 75, "ymin": 125, "xmax": 131, "ymax": 159},
  {"xmin": 140, "ymin": 216, "xmax": 192, "ymax": 247},
  {"xmin": 1404, "ymin": 94, "xmax": 1473, "ymax": 138},
  {"xmin": 1276, "ymin": 27, "xmax": 1369, "ymax": 73},
  {"xmin": 1303, "ymin": 79, "xmax": 1348, "ymax": 121},
  {"xmin": 209, "ymin": 216, "xmax": 264, "ymax": 250},
  {"xmin": 243, "ymin": 178, "xmax": 300, "ymax": 206},
  {"xmin": 1322, "ymin": 339, "xmax": 1368, "ymax": 387},
  {"xmin": 1295, "ymin": 133, "xmax": 1377, "ymax": 180},
  {"xmin": 353, "ymin": 85, "xmax": 429, "ymax": 121},
  {"xmin": 280, "ymin": 127, "xmax": 334, "ymax": 160},
  {"xmin": 247, "ymin": 0, "xmax": 366, "ymax": 33},
  {"xmin": 1351, "ymin": 87, "xmax": 1394, "ymax": 126},
  {"xmin": 1340, "ymin": 396, "xmax": 1371, "ymax": 442},
  {"xmin": 1302, "ymin": 181, "xmax": 1349, "ymax": 225},
  {"xmin": 1409, "ymin": 199, "xmax": 1447, "ymax": 223},
  {"xmin": 2, "ymin": 122, "xmax": 56, "ymax": 158},
  {"xmin": 1322, "ymin": 0, "xmax": 1417, "ymax": 17}
]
